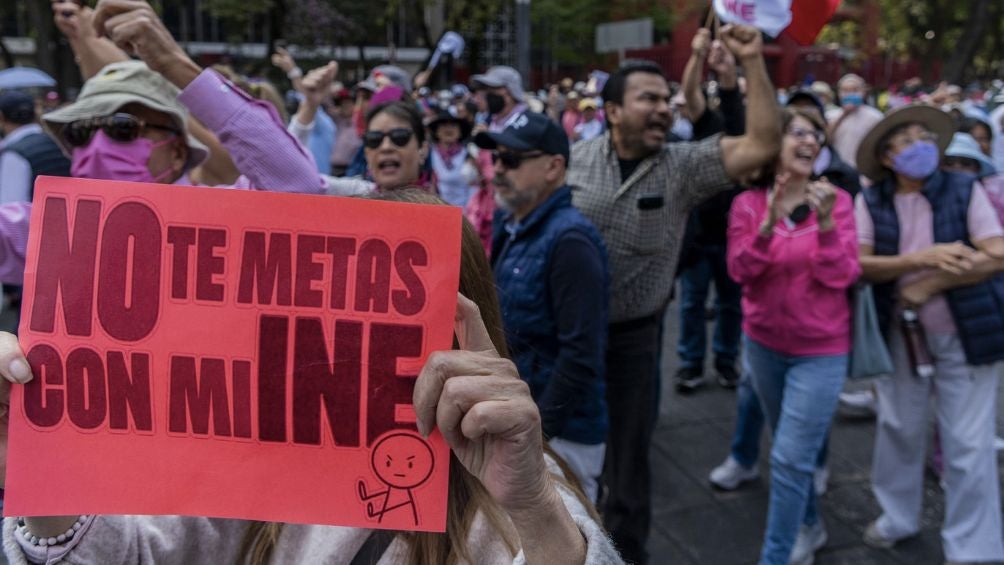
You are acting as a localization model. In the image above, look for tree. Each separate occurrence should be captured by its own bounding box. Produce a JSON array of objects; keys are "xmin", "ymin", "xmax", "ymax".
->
[{"xmin": 830, "ymin": 0, "xmax": 1004, "ymax": 83}]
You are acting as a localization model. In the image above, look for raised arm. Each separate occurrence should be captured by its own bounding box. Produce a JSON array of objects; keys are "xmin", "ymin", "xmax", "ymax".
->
[
  {"xmin": 51, "ymin": 1, "xmax": 129, "ymax": 81},
  {"xmin": 92, "ymin": 0, "xmax": 324, "ymax": 193},
  {"xmin": 682, "ymin": 29, "xmax": 711, "ymax": 121},
  {"xmin": 717, "ymin": 25, "xmax": 781, "ymax": 181}
]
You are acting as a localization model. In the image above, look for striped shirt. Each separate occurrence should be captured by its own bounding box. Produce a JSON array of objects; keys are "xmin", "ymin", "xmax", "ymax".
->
[{"xmin": 567, "ymin": 132, "xmax": 732, "ymax": 323}]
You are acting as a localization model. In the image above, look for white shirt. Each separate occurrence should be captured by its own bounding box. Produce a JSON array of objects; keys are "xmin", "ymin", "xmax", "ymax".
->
[
  {"xmin": 0, "ymin": 123, "xmax": 44, "ymax": 204},
  {"xmin": 826, "ymin": 105, "xmax": 884, "ymax": 169}
]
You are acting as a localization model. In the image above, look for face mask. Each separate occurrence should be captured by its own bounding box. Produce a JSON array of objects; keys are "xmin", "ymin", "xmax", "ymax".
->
[
  {"xmin": 891, "ymin": 140, "xmax": 940, "ymax": 180},
  {"xmin": 842, "ymin": 93, "xmax": 864, "ymax": 107},
  {"xmin": 670, "ymin": 115, "xmax": 693, "ymax": 141},
  {"xmin": 485, "ymin": 92, "xmax": 506, "ymax": 115},
  {"xmin": 71, "ymin": 130, "xmax": 175, "ymax": 183}
]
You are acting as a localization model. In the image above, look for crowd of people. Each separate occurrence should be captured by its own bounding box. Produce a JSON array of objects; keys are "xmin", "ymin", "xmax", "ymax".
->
[{"xmin": 0, "ymin": 0, "xmax": 1003, "ymax": 564}]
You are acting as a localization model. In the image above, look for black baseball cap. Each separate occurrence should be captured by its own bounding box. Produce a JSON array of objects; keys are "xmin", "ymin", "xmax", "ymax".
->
[
  {"xmin": 474, "ymin": 112, "xmax": 571, "ymax": 166},
  {"xmin": 0, "ymin": 91, "xmax": 35, "ymax": 124},
  {"xmin": 786, "ymin": 89, "xmax": 827, "ymax": 123}
]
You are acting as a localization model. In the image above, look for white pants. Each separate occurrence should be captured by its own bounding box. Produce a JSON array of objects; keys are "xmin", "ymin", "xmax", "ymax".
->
[
  {"xmin": 548, "ymin": 437, "xmax": 606, "ymax": 503},
  {"xmin": 871, "ymin": 330, "xmax": 1004, "ymax": 561}
]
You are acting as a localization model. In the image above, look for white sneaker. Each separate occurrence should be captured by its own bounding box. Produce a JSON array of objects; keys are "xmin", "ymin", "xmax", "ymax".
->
[
  {"xmin": 709, "ymin": 456, "xmax": 759, "ymax": 490},
  {"xmin": 813, "ymin": 465, "xmax": 829, "ymax": 497},
  {"xmin": 862, "ymin": 520, "xmax": 897, "ymax": 550},
  {"xmin": 838, "ymin": 390, "xmax": 877, "ymax": 418},
  {"xmin": 789, "ymin": 521, "xmax": 827, "ymax": 565}
]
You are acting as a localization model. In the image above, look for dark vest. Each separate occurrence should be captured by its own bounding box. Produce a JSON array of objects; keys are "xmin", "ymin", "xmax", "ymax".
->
[
  {"xmin": 491, "ymin": 186, "xmax": 609, "ymax": 444},
  {"xmin": 863, "ymin": 170, "xmax": 1004, "ymax": 365},
  {"xmin": 3, "ymin": 130, "xmax": 71, "ymax": 198}
]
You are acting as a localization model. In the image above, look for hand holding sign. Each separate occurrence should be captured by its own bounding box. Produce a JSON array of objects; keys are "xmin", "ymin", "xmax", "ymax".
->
[
  {"xmin": 691, "ymin": 28, "xmax": 711, "ymax": 59},
  {"xmin": 0, "ymin": 332, "xmax": 32, "ymax": 488},
  {"xmin": 720, "ymin": 24, "xmax": 764, "ymax": 63},
  {"xmin": 413, "ymin": 294, "xmax": 585, "ymax": 564},
  {"xmin": 414, "ymin": 294, "xmax": 551, "ymax": 515}
]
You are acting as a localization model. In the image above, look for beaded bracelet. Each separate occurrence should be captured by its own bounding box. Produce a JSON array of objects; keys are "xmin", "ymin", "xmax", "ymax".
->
[{"xmin": 16, "ymin": 515, "xmax": 89, "ymax": 547}]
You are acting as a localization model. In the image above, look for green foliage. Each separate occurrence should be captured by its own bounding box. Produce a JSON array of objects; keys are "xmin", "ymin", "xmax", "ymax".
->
[
  {"xmin": 820, "ymin": 0, "xmax": 1004, "ymax": 81},
  {"xmin": 531, "ymin": 0, "xmax": 608, "ymax": 65}
]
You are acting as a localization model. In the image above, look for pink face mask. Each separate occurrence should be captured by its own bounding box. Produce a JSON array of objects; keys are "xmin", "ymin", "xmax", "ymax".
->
[{"xmin": 70, "ymin": 130, "xmax": 176, "ymax": 183}]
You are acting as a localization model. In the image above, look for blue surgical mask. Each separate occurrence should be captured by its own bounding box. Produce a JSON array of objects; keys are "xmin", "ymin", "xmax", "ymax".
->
[
  {"xmin": 842, "ymin": 93, "xmax": 864, "ymax": 107},
  {"xmin": 892, "ymin": 140, "xmax": 940, "ymax": 180}
]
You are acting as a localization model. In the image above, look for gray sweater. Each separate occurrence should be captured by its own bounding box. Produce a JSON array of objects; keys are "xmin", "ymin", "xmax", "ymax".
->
[{"xmin": 3, "ymin": 479, "xmax": 622, "ymax": 564}]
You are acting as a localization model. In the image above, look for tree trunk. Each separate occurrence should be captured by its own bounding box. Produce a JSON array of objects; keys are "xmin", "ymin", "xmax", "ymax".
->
[
  {"xmin": 944, "ymin": 0, "xmax": 990, "ymax": 84},
  {"xmin": 27, "ymin": 0, "xmax": 56, "ymax": 77},
  {"xmin": 0, "ymin": 35, "xmax": 15, "ymax": 68}
]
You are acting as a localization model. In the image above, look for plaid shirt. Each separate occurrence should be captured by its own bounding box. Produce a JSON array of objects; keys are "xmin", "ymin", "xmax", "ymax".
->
[{"xmin": 567, "ymin": 132, "xmax": 733, "ymax": 323}]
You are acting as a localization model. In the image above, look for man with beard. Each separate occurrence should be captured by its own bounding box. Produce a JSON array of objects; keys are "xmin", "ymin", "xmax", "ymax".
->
[
  {"xmin": 475, "ymin": 112, "xmax": 610, "ymax": 502},
  {"xmin": 565, "ymin": 24, "xmax": 781, "ymax": 564}
]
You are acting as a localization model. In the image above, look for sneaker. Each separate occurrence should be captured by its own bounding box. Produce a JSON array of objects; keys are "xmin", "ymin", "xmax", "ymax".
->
[
  {"xmin": 789, "ymin": 521, "xmax": 827, "ymax": 565},
  {"xmin": 838, "ymin": 390, "xmax": 877, "ymax": 418},
  {"xmin": 709, "ymin": 456, "xmax": 759, "ymax": 490},
  {"xmin": 862, "ymin": 520, "xmax": 898, "ymax": 550},
  {"xmin": 813, "ymin": 465, "xmax": 829, "ymax": 497},
  {"xmin": 675, "ymin": 366, "xmax": 704, "ymax": 393},
  {"xmin": 716, "ymin": 364, "xmax": 739, "ymax": 389}
]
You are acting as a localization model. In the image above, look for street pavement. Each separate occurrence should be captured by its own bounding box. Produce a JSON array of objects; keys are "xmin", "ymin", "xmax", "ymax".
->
[{"xmin": 648, "ymin": 296, "xmax": 1004, "ymax": 564}]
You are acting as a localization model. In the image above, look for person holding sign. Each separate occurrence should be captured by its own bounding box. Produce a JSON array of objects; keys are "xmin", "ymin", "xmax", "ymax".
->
[{"xmin": 0, "ymin": 193, "xmax": 622, "ymax": 564}]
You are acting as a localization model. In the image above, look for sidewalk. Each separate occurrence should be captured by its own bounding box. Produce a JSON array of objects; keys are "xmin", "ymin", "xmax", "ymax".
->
[{"xmin": 648, "ymin": 303, "xmax": 1004, "ymax": 564}]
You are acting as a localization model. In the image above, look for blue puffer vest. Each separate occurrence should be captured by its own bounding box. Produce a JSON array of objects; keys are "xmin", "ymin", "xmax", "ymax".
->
[
  {"xmin": 863, "ymin": 170, "xmax": 1004, "ymax": 365},
  {"xmin": 4, "ymin": 132, "xmax": 71, "ymax": 196},
  {"xmin": 491, "ymin": 186, "xmax": 609, "ymax": 444}
]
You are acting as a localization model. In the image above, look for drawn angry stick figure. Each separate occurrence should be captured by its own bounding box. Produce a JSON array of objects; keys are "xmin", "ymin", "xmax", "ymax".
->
[{"xmin": 357, "ymin": 432, "xmax": 435, "ymax": 525}]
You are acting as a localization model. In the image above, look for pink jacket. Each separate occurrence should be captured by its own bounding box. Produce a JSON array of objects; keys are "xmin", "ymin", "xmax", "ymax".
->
[{"xmin": 727, "ymin": 188, "xmax": 861, "ymax": 356}]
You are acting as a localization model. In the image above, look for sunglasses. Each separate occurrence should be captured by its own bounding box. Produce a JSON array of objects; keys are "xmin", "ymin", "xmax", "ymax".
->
[
  {"xmin": 363, "ymin": 128, "xmax": 415, "ymax": 149},
  {"xmin": 491, "ymin": 150, "xmax": 544, "ymax": 170},
  {"xmin": 63, "ymin": 113, "xmax": 180, "ymax": 147}
]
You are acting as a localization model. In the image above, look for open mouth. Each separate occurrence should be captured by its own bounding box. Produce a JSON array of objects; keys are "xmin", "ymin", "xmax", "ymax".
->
[
  {"xmin": 646, "ymin": 120, "xmax": 669, "ymax": 135},
  {"xmin": 794, "ymin": 148, "xmax": 815, "ymax": 163},
  {"xmin": 376, "ymin": 158, "xmax": 402, "ymax": 175}
]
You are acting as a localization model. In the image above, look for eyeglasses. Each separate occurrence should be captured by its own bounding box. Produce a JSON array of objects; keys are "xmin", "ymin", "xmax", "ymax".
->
[
  {"xmin": 363, "ymin": 128, "xmax": 415, "ymax": 149},
  {"xmin": 491, "ymin": 150, "xmax": 544, "ymax": 169},
  {"xmin": 63, "ymin": 113, "xmax": 180, "ymax": 147},
  {"xmin": 787, "ymin": 126, "xmax": 825, "ymax": 144}
]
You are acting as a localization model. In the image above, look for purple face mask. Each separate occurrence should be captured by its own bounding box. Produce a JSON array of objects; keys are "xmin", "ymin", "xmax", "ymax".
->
[
  {"xmin": 70, "ymin": 130, "xmax": 176, "ymax": 183},
  {"xmin": 891, "ymin": 140, "xmax": 939, "ymax": 180}
]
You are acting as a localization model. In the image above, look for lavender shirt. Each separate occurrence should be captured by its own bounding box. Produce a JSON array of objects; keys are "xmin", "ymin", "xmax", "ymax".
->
[{"xmin": 0, "ymin": 69, "xmax": 326, "ymax": 286}]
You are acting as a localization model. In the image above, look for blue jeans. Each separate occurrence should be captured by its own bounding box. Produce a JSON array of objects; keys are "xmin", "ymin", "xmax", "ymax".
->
[
  {"xmin": 730, "ymin": 373, "xmax": 831, "ymax": 470},
  {"xmin": 677, "ymin": 245, "xmax": 742, "ymax": 370},
  {"xmin": 745, "ymin": 336, "xmax": 847, "ymax": 565}
]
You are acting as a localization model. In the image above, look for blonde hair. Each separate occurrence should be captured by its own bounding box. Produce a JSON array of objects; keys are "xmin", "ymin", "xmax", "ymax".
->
[{"xmin": 238, "ymin": 189, "xmax": 597, "ymax": 564}]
